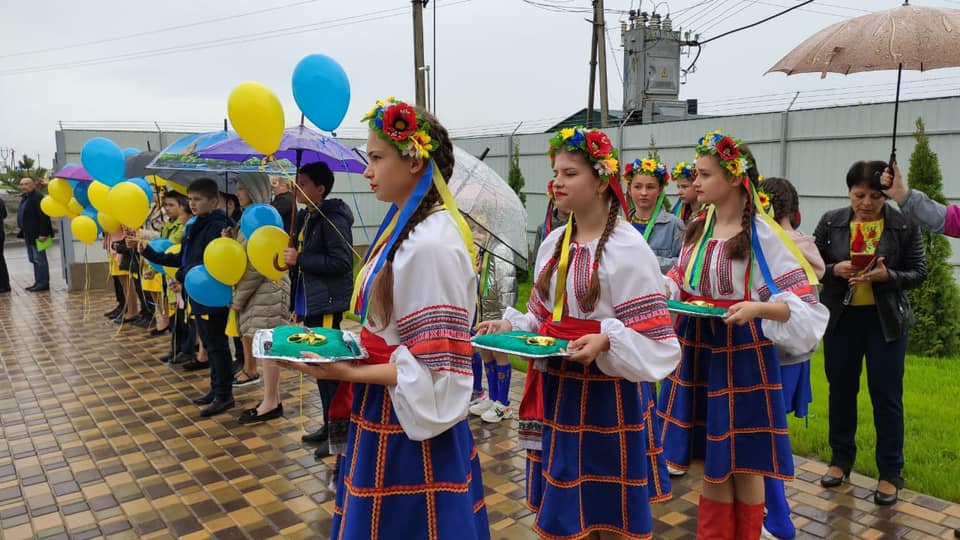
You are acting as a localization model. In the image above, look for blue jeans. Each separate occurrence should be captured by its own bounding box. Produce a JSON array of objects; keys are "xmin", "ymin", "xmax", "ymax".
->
[
  {"xmin": 823, "ymin": 306, "xmax": 907, "ymax": 481},
  {"xmin": 26, "ymin": 241, "xmax": 49, "ymax": 288}
]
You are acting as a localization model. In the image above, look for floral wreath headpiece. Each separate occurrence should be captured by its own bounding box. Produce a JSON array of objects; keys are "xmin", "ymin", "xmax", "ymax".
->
[
  {"xmin": 549, "ymin": 127, "xmax": 619, "ymax": 183},
  {"xmin": 362, "ymin": 97, "xmax": 437, "ymax": 159},
  {"xmin": 624, "ymin": 158, "xmax": 670, "ymax": 185},
  {"xmin": 672, "ymin": 161, "xmax": 697, "ymax": 181},
  {"xmin": 695, "ymin": 130, "xmax": 753, "ymax": 179}
]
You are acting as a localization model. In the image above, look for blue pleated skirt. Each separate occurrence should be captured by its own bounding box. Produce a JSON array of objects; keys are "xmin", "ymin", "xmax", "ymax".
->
[
  {"xmin": 331, "ymin": 381, "xmax": 489, "ymax": 540},
  {"xmin": 656, "ymin": 315, "xmax": 794, "ymax": 483},
  {"xmin": 780, "ymin": 360, "xmax": 812, "ymax": 419},
  {"xmin": 534, "ymin": 356, "xmax": 668, "ymax": 539}
]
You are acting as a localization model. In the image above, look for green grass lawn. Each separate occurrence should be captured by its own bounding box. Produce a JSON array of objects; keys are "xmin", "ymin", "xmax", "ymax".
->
[
  {"xmin": 788, "ymin": 348, "xmax": 960, "ymax": 502},
  {"xmin": 509, "ymin": 275, "xmax": 960, "ymax": 501}
]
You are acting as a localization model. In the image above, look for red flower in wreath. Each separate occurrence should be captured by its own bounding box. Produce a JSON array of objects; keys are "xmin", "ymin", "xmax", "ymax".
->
[
  {"xmin": 715, "ymin": 136, "xmax": 740, "ymax": 162},
  {"xmin": 585, "ymin": 130, "xmax": 612, "ymax": 159},
  {"xmin": 382, "ymin": 103, "xmax": 418, "ymax": 141}
]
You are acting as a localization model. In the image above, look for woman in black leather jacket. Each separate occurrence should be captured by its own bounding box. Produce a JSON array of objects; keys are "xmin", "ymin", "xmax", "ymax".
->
[{"xmin": 813, "ymin": 160, "xmax": 926, "ymax": 506}]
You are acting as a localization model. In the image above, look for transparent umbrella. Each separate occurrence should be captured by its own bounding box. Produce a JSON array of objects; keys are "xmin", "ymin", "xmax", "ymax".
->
[{"xmin": 450, "ymin": 146, "xmax": 528, "ymax": 269}]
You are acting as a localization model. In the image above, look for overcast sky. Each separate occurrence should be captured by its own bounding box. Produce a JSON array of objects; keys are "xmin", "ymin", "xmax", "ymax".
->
[{"xmin": 2, "ymin": 0, "xmax": 959, "ymax": 169}]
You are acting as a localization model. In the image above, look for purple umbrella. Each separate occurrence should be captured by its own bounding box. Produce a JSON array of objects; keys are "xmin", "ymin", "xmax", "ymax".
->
[
  {"xmin": 53, "ymin": 163, "xmax": 94, "ymax": 182},
  {"xmin": 197, "ymin": 125, "xmax": 365, "ymax": 174}
]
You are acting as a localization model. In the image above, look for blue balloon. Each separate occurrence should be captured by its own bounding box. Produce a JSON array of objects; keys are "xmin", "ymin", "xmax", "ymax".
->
[
  {"xmin": 240, "ymin": 203, "xmax": 283, "ymax": 239},
  {"xmin": 81, "ymin": 208, "xmax": 103, "ymax": 234},
  {"xmin": 185, "ymin": 265, "xmax": 232, "ymax": 307},
  {"xmin": 146, "ymin": 238, "xmax": 173, "ymax": 272},
  {"xmin": 292, "ymin": 54, "xmax": 351, "ymax": 132},
  {"xmin": 130, "ymin": 177, "xmax": 155, "ymax": 203},
  {"xmin": 80, "ymin": 137, "xmax": 126, "ymax": 186},
  {"xmin": 74, "ymin": 183, "xmax": 91, "ymax": 208},
  {"xmin": 122, "ymin": 147, "xmax": 140, "ymax": 158}
]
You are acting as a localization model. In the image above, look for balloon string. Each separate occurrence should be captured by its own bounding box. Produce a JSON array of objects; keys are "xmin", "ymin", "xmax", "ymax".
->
[
  {"xmin": 82, "ymin": 246, "xmax": 91, "ymax": 321},
  {"xmin": 269, "ymin": 157, "xmax": 364, "ymax": 262},
  {"xmin": 299, "ymin": 371, "xmax": 304, "ymax": 431}
]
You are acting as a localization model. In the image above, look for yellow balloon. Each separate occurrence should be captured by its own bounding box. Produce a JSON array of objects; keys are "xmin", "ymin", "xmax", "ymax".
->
[
  {"xmin": 48, "ymin": 178, "xmax": 74, "ymax": 205},
  {"xmin": 40, "ymin": 195, "xmax": 69, "ymax": 218},
  {"xmin": 66, "ymin": 198, "xmax": 84, "ymax": 217},
  {"xmin": 163, "ymin": 244, "xmax": 182, "ymax": 278},
  {"xmin": 227, "ymin": 81, "xmax": 285, "ymax": 156},
  {"xmin": 88, "ymin": 181, "xmax": 111, "ymax": 213},
  {"xmin": 246, "ymin": 225, "xmax": 289, "ymax": 281},
  {"xmin": 204, "ymin": 238, "xmax": 247, "ymax": 285},
  {"xmin": 107, "ymin": 182, "xmax": 150, "ymax": 228},
  {"xmin": 71, "ymin": 215, "xmax": 98, "ymax": 244},
  {"xmin": 98, "ymin": 212, "xmax": 121, "ymax": 233}
]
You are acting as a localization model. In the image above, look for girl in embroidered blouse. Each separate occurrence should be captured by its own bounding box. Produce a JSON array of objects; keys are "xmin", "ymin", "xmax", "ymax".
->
[
  {"xmin": 277, "ymin": 98, "xmax": 489, "ymax": 540},
  {"xmin": 624, "ymin": 158, "xmax": 683, "ymax": 274},
  {"xmin": 479, "ymin": 127, "xmax": 680, "ymax": 540},
  {"xmin": 657, "ymin": 131, "xmax": 828, "ymax": 539}
]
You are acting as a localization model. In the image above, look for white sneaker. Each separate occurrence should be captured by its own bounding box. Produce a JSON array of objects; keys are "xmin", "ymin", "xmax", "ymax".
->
[
  {"xmin": 469, "ymin": 396, "xmax": 494, "ymax": 416},
  {"xmin": 667, "ymin": 465, "xmax": 687, "ymax": 477},
  {"xmin": 480, "ymin": 401, "xmax": 513, "ymax": 423}
]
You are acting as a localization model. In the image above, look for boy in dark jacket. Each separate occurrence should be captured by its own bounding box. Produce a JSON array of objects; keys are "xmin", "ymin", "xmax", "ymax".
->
[
  {"xmin": 142, "ymin": 178, "xmax": 236, "ymax": 417},
  {"xmin": 282, "ymin": 162, "xmax": 354, "ymax": 455},
  {"xmin": 18, "ymin": 177, "xmax": 54, "ymax": 292}
]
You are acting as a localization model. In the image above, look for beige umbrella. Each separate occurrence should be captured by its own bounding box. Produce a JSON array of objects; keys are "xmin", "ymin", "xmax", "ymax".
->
[{"xmin": 768, "ymin": 1, "xmax": 960, "ymax": 163}]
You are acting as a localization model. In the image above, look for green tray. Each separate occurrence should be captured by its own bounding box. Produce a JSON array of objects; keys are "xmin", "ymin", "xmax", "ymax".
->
[
  {"xmin": 472, "ymin": 331, "xmax": 572, "ymax": 358},
  {"xmin": 667, "ymin": 299, "xmax": 728, "ymax": 318},
  {"xmin": 253, "ymin": 326, "xmax": 366, "ymax": 363}
]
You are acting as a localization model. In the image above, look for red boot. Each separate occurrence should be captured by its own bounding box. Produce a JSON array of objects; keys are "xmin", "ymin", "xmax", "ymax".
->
[
  {"xmin": 697, "ymin": 495, "xmax": 735, "ymax": 539},
  {"xmin": 734, "ymin": 500, "xmax": 765, "ymax": 540}
]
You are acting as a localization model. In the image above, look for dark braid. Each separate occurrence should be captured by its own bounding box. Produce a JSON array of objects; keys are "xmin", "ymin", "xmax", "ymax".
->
[
  {"xmin": 582, "ymin": 196, "xmax": 620, "ymax": 310},
  {"xmin": 533, "ymin": 191, "xmax": 621, "ymax": 311},
  {"xmin": 683, "ymin": 144, "xmax": 760, "ymax": 261},
  {"xmin": 367, "ymin": 108, "xmax": 453, "ymax": 327},
  {"xmin": 759, "ymin": 177, "xmax": 798, "ymax": 226}
]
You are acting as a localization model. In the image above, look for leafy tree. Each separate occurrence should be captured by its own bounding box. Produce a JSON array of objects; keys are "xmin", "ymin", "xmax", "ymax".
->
[
  {"xmin": 906, "ymin": 117, "xmax": 960, "ymax": 357},
  {"xmin": 508, "ymin": 143, "xmax": 526, "ymax": 206}
]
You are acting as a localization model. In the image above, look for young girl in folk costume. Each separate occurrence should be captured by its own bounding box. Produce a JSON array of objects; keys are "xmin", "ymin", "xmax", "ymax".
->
[
  {"xmin": 756, "ymin": 177, "xmax": 825, "ymax": 540},
  {"xmin": 624, "ymin": 158, "xmax": 683, "ymax": 273},
  {"xmin": 278, "ymin": 98, "xmax": 489, "ymax": 540},
  {"xmin": 479, "ymin": 126, "xmax": 680, "ymax": 539},
  {"xmin": 672, "ymin": 161, "xmax": 700, "ymax": 221},
  {"xmin": 656, "ymin": 131, "xmax": 829, "ymax": 539}
]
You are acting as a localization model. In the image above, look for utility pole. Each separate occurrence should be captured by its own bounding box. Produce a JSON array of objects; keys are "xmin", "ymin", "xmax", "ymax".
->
[
  {"xmin": 412, "ymin": 0, "xmax": 427, "ymax": 108},
  {"xmin": 586, "ymin": 0, "xmax": 600, "ymax": 128},
  {"xmin": 597, "ymin": 0, "xmax": 609, "ymax": 127}
]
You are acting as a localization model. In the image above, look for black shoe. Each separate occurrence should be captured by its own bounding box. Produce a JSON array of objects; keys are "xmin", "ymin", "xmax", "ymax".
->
[
  {"xmin": 200, "ymin": 398, "xmax": 235, "ymax": 417},
  {"xmin": 192, "ymin": 394, "xmax": 214, "ymax": 406},
  {"xmin": 314, "ymin": 446, "xmax": 331, "ymax": 460},
  {"xmin": 238, "ymin": 403, "xmax": 283, "ymax": 425},
  {"xmin": 132, "ymin": 316, "xmax": 152, "ymax": 328},
  {"xmin": 182, "ymin": 359, "xmax": 210, "ymax": 371},
  {"xmin": 172, "ymin": 352, "xmax": 195, "ymax": 365},
  {"xmin": 820, "ymin": 467, "xmax": 850, "ymax": 488},
  {"xmin": 30, "ymin": 285, "xmax": 49, "ymax": 292},
  {"xmin": 149, "ymin": 325, "xmax": 170, "ymax": 336},
  {"xmin": 953, "ymin": 527, "xmax": 959, "ymax": 538},
  {"xmin": 114, "ymin": 315, "xmax": 140, "ymax": 325},
  {"xmin": 104, "ymin": 307, "xmax": 122, "ymax": 318},
  {"xmin": 25, "ymin": 284, "xmax": 36, "ymax": 291},
  {"xmin": 874, "ymin": 477, "xmax": 903, "ymax": 506},
  {"xmin": 302, "ymin": 425, "xmax": 329, "ymax": 443},
  {"xmin": 0, "ymin": 287, "xmax": 10, "ymax": 293}
]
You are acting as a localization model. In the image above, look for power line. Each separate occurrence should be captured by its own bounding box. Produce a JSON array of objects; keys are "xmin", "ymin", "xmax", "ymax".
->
[
  {"xmin": 685, "ymin": 0, "xmax": 736, "ymax": 30},
  {"xmin": 0, "ymin": 1, "xmax": 472, "ymax": 77},
  {"xmin": 0, "ymin": 0, "xmax": 319, "ymax": 60},
  {"xmin": 697, "ymin": 0, "xmax": 759, "ymax": 35},
  {"xmin": 605, "ymin": 27, "xmax": 624, "ymax": 86}
]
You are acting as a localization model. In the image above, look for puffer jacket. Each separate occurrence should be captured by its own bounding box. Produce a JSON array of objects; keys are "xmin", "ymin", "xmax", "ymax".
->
[
  {"xmin": 234, "ymin": 230, "xmax": 291, "ymax": 337},
  {"xmin": 292, "ymin": 198, "xmax": 355, "ymax": 316}
]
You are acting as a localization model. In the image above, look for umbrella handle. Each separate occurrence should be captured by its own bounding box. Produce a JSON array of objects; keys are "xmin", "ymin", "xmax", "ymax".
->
[{"xmin": 272, "ymin": 253, "xmax": 289, "ymax": 272}]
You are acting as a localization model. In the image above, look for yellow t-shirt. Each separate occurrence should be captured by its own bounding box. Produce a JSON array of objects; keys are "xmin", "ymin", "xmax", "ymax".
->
[{"xmin": 849, "ymin": 219, "xmax": 883, "ymax": 306}]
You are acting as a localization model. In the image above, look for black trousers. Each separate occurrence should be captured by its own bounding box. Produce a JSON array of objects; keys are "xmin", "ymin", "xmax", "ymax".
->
[
  {"xmin": 196, "ymin": 310, "xmax": 232, "ymax": 400},
  {"xmin": 112, "ymin": 276, "xmax": 125, "ymax": 310},
  {"xmin": 0, "ymin": 232, "xmax": 9, "ymax": 290},
  {"xmin": 823, "ymin": 306, "xmax": 908, "ymax": 481},
  {"xmin": 304, "ymin": 312, "xmax": 344, "ymax": 428},
  {"xmin": 170, "ymin": 306, "xmax": 196, "ymax": 357}
]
